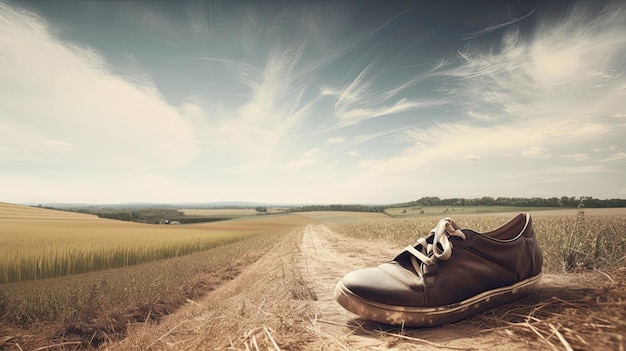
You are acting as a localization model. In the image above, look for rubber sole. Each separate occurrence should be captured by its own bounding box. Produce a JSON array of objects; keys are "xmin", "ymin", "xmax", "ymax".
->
[{"xmin": 334, "ymin": 273, "xmax": 542, "ymax": 327}]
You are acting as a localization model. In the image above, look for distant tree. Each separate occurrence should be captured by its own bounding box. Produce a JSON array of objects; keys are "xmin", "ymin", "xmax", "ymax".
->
[
  {"xmin": 255, "ymin": 206, "xmax": 268, "ymax": 213},
  {"xmin": 480, "ymin": 197, "xmax": 495, "ymax": 206}
]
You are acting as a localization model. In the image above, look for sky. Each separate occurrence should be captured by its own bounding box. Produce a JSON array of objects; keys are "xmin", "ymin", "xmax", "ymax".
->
[{"xmin": 1, "ymin": 0, "xmax": 625, "ymax": 205}]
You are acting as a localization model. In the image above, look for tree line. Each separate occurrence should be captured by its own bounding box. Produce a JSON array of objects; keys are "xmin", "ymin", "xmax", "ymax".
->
[
  {"xmin": 395, "ymin": 196, "xmax": 626, "ymax": 208},
  {"xmin": 37, "ymin": 195, "xmax": 625, "ymax": 223},
  {"xmin": 285, "ymin": 204, "xmax": 386, "ymax": 213},
  {"xmin": 51, "ymin": 207, "xmax": 225, "ymax": 224},
  {"xmin": 281, "ymin": 196, "xmax": 626, "ymax": 214}
]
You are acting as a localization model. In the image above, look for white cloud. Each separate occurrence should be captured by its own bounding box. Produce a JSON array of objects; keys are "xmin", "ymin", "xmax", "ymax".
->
[
  {"xmin": 320, "ymin": 53, "xmax": 445, "ymax": 129},
  {"xmin": 560, "ymin": 153, "xmax": 589, "ymax": 162},
  {"xmin": 467, "ymin": 110, "xmax": 496, "ymax": 121},
  {"xmin": 465, "ymin": 154, "xmax": 480, "ymax": 161},
  {"xmin": 341, "ymin": 1, "xmax": 625, "ymax": 199},
  {"xmin": 0, "ymin": 2, "xmax": 198, "ymax": 171},
  {"xmin": 545, "ymin": 165, "xmax": 609, "ymax": 174},
  {"xmin": 601, "ymin": 152, "xmax": 626, "ymax": 162},
  {"xmin": 179, "ymin": 102, "xmax": 205, "ymax": 119},
  {"xmin": 281, "ymin": 148, "xmax": 321, "ymax": 171},
  {"xmin": 2, "ymin": 1, "xmax": 625, "ymax": 204},
  {"xmin": 0, "ymin": 172, "xmax": 200, "ymax": 204},
  {"xmin": 521, "ymin": 147, "xmax": 552, "ymax": 159},
  {"xmin": 335, "ymin": 98, "xmax": 443, "ymax": 128},
  {"xmin": 463, "ymin": 9, "xmax": 536, "ymax": 40},
  {"xmin": 324, "ymin": 137, "xmax": 345, "ymax": 144},
  {"xmin": 442, "ymin": 3, "xmax": 626, "ymax": 130}
]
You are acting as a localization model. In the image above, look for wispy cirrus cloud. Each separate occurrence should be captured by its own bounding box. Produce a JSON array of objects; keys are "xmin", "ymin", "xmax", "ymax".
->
[
  {"xmin": 3, "ymin": 0, "xmax": 625, "ymax": 204},
  {"xmin": 444, "ymin": 3, "xmax": 626, "ymax": 124},
  {"xmin": 412, "ymin": 2, "xmax": 626, "ymax": 159},
  {"xmin": 320, "ymin": 65, "xmax": 445, "ymax": 128},
  {"xmin": 332, "ymin": 98, "xmax": 443, "ymax": 128},
  {"xmin": 330, "ymin": 3, "xmax": 626, "ymax": 200},
  {"xmin": 190, "ymin": 6, "xmax": 384, "ymax": 172},
  {"xmin": 318, "ymin": 26, "xmax": 444, "ymax": 129},
  {"xmin": 463, "ymin": 9, "xmax": 536, "ymax": 40}
]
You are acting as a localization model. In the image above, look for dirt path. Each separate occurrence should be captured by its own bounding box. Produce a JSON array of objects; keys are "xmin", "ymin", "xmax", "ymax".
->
[
  {"xmin": 295, "ymin": 224, "xmax": 400, "ymax": 349},
  {"xmin": 105, "ymin": 224, "xmax": 615, "ymax": 350}
]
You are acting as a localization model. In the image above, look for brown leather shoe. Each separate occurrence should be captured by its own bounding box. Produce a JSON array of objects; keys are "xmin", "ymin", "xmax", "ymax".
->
[{"xmin": 335, "ymin": 213, "xmax": 543, "ymax": 327}]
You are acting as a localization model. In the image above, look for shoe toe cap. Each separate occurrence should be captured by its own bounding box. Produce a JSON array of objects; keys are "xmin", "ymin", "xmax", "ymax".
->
[{"xmin": 340, "ymin": 264, "xmax": 424, "ymax": 307}]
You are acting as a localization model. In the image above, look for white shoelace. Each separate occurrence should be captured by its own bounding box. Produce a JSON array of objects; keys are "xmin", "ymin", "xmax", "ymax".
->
[{"xmin": 404, "ymin": 218, "xmax": 467, "ymax": 276}]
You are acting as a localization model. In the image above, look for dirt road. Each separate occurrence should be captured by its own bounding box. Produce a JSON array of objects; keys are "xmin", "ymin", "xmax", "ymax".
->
[{"xmin": 105, "ymin": 224, "xmax": 613, "ymax": 350}]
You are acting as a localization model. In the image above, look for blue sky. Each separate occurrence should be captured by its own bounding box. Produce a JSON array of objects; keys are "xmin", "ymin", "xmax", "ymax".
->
[{"xmin": 1, "ymin": 0, "xmax": 625, "ymax": 204}]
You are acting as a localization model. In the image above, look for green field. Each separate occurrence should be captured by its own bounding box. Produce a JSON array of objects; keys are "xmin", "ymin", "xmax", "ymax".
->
[{"xmin": 181, "ymin": 208, "xmax": 259, "ymax": 218}]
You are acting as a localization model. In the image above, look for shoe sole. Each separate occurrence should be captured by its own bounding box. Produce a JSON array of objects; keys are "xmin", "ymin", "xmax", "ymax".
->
[{"xmin": 334, "ymin": 273, "xmax": 542, "ymax": 327}]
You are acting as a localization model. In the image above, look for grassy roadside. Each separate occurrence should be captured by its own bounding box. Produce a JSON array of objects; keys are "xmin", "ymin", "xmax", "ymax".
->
[
  {"xmin": 330, "ymin": 210, "xmax": 626, "ymax": 273},
  {"xmin": 328, "ymin": 210, "xmax": 626, "ymax": 350}
]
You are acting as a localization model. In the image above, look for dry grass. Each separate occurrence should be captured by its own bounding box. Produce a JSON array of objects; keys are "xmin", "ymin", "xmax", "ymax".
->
[
  {"xmin": 477, "ymin": 270, "xmax": 626, "ymax": 351},
  {"xmin": 331, "ymin": 210, "xmax": 626, "ymax": 273},
  {"xmin": 329, "ymin": 210, "xmax": 626, "ymax": 350},
  {"xmin": 2, "ymin": 205, "xmax": 625, "ymax": 350},
  {"xmin": 107, "ymin": 226, "xmax": 321, "ymax": 351},
  {"xmin": 0, "ymin": 203, "xmax": 318, "ymax": 350},
  {"xmin": 0, "ymin": 230, "xmax": 287, "ymax": 350}
]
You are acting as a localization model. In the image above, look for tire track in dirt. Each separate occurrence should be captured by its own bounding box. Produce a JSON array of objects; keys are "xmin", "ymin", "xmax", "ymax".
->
[
  {"xmin": 297, "ymin": 224, "xmax": 401, "ymax": 349},
  {"xmin": 298, "ymin": 224, "xmax": 398, "ymax": 322}
]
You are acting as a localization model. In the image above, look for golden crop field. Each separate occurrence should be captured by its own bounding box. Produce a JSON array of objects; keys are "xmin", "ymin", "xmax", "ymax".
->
[
  {"xmin": 0, "ymin": 203, "xmax": 314, "ymax": 284},
  {"xmin": 0, "ymin": 202, "xmax": 99, "ymax": 220}
]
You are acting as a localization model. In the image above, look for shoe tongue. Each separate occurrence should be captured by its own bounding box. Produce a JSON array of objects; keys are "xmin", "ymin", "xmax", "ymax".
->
[
  {"xmin": 391, "ymin": 251, "xmax": 421, "ymax": 274},
  {"xmin": 392, "ymin": 229, "xmax": 468, "ymax": 274},
  {"xmin": 392, "ymin": 241, "xmax": 433, "ymax": 274},
  {"xmin": 393, "ymin": 249, "xmax": 413, "ymax": 263}
]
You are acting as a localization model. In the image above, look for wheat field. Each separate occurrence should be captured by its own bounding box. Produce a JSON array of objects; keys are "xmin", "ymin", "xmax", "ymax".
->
[{"xmin": 0, "ymin": 203, "xmax": 311, "ymax": 284}]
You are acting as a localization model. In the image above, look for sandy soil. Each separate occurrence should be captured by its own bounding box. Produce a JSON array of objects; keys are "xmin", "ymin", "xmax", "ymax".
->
[{"xmin": 104, "ymin": 224, "xmax": 620, "ymax": 350}]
